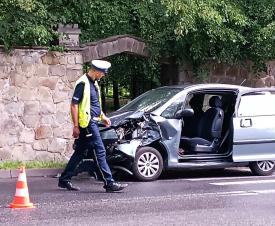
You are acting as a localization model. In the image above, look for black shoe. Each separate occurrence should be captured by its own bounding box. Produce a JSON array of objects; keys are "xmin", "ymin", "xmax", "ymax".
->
[
  {"xmin": 58, "ymin": 181, "xmax": 80, "ymax": 191},
  {"xmin": 104, "ymin": 182, "xmax": 128, "ymax": 192}
]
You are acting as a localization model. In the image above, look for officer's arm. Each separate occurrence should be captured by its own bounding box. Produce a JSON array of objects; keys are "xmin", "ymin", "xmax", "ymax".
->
[
  {"xmin": 71, "ymin": 104, "xmax": 79, "ymax": 127},
  {"xmin": 71, "ymin": 82, "xmax": 84, "ymax": 127},
  {"xmin": 100, "ymin": 112, "xmax": 111, "ymax": 127}
]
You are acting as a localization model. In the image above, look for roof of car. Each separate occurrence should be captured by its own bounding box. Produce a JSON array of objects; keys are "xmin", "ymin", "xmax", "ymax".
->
[{"xmin": 159, "ymin": 83, "xmax": 275, "ymax": 92}]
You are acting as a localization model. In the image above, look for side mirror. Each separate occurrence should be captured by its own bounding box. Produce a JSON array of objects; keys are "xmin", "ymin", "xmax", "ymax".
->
[{"xmin": 174, "ymin": 109, "xmax": 194, "ymax": 119}]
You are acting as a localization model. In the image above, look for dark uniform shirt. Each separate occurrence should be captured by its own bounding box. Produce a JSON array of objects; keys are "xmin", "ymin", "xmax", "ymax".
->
[{"xmin": 72, "ymin": 74, "xmax": 101, "ymax": 118}]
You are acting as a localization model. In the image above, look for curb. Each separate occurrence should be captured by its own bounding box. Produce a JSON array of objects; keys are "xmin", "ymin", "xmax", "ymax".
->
[{"xmin": 0, "ymin": 168, "xmax": 63, "ymax": 179}]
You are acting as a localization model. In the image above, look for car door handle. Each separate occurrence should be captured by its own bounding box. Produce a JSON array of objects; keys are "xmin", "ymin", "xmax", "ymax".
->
[{"xmin": 240, "ymin": 118, "xmax": 252, "ymax": 127}]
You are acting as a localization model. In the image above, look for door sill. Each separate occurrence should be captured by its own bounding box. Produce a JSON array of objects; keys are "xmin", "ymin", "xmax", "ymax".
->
[{"xmin": 178, "ymin": 151, "xmax": 232, "ymax": 162}]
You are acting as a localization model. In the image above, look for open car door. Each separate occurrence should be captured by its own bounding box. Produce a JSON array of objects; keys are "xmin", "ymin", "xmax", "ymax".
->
[{"xmin": 233, "ymin": 90, "xmax": 275, "ymax": 162}]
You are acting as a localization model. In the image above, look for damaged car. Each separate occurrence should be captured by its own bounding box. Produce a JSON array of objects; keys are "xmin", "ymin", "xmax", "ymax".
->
[{"xmin": 99, "ymin": 84, "xmax": 275, "ymax": 181}]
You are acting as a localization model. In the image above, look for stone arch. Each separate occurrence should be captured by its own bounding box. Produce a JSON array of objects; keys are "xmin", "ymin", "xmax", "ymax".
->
[{"xmin": 80, "ymin": 35, "xmax": 148, "ymax": 63}]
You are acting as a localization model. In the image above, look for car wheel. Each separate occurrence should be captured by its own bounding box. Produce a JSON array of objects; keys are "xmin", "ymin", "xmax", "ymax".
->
[
  {"xmin": 249, "ymin": 161, "xmax": 275, "ymax": 176},
  {"xmin": 133, "ymin": 147, "xmax": 163, "ymax": 181}
]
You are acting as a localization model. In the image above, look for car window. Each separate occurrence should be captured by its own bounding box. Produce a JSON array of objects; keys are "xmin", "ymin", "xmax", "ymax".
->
[
  {"xmin": 184, "ymin": 94, "xmax": 193, "ymax": 109},
  {"xmin": 161, "ymin": 97, "xmax": 184, "ymax": 118},
  {"xmin": 238, "ymin": 93, "xmax": 275, "ymax": 117},
  {"xmin": 118, "ymin": 87, "xmax": 182, "ymax": 113}
]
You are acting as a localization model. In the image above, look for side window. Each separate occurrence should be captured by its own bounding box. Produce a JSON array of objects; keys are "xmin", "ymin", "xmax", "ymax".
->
[
  {"xmin": 183, "ymin": 94, "xmax": 193, "ymax": 109},
  {"xmin": 238, "ymin": 93, "xmax": 275, "ymax": 117},
  {"xmin": 184, "ymin": 93, "xmax": 205, "ymax": 112},
  {"xmin": 161, "ymin": 98, "xmax": 184, "ymax": 119}
]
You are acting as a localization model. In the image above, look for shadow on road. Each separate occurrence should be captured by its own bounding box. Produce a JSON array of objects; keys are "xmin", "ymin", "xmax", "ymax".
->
[
  {"xmin": 110, "ymin": 167, "xmax": 254, "ymax": 182},
  {"xmin": 160, "ymin": 168, "xmax": 253, "ymax": 180}
]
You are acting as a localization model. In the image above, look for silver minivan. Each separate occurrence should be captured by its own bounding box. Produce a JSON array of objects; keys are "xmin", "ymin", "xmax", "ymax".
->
[{"xmin": 103, "ymin": 84, "xmax": 275, "ymax": 181}]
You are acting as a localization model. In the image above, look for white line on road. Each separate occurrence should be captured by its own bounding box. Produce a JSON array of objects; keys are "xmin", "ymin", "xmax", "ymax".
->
[
  {"xmin": 256, "ymin": 189, "xmax": 275, "ymax": 194},
  {"xmin": 186, "ymin": 175, "xmax": 275, "ymax": 182},
  {"xmin": 37, "ymin": 189, "xmax": 275, "ymax": 207},
  {"xmin": 216, "ymin": 189, "xmax": 275, "ymax": 196},
  {"xmin": 210, "ymin": 179, "xmax": 275, "ymax": 186},
  {"xmin": 98, "ymin": 189, "xmax": 275, "ymax": 204}
]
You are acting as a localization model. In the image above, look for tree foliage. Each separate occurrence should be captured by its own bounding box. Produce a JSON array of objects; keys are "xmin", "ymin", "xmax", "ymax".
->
[
  {"xmin": 161, "ymin": 0, "xmax": 275, "ymax": 68},
  {"xmin": 0, "ymin": 0, "xmax": 52, "ymax": 49},
  {"xmin": 0, "ymin": 0, "xmax": 274, "ymax": 80}
]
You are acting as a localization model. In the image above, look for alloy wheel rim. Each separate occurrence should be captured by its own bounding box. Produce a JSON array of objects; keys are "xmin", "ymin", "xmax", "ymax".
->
[
  {"xmin": 137, "ymin": 152, "xmax": 160, "ymax": 177},
  {"xmin": 257, "ymin": 160, "xmax": 275, "ymax": 172}
]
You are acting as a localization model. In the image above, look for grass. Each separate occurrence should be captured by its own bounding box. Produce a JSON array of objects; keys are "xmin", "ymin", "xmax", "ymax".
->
[{"xmin": 0, "ymin": 161, "xmax": 66, "ymax": 170}]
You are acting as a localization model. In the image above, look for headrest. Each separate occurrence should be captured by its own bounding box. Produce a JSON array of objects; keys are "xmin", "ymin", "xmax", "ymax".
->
[
  {"xmin": 209, "ymin": 96, "xmax": 222, "ymax": 108},
  {"xmin": 189, "ymin": 95, "xmax": 203, "ymax": 107}
]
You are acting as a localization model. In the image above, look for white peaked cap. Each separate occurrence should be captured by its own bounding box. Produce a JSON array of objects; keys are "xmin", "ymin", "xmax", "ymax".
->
[{"xmin": 90, "ymin": 60, "xmax": 111, "ymax": 73}]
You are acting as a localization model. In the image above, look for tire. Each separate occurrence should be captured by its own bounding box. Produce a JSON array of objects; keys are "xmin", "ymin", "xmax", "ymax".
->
[
  {"xmin": 132, "ymin": 147, "xmax": 163, "ymax": 181},
  {"xmin": 249, "ymin": 161, "xmax": 275, "ymax": 176}
]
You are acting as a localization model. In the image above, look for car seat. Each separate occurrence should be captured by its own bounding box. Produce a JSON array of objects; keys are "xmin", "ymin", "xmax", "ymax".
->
[
  {"xmin": 182, "ymin": 94, "xmax": 204, "ymax": 137},
  {"xmin": 181, "ymin": 96, "xmax": 224, "ymax": 153}
]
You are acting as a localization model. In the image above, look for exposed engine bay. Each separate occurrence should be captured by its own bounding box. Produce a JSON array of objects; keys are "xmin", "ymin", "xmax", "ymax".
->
[{"xmin": 101, "ymin": 111, "xmax": 161, "ymax": 155}]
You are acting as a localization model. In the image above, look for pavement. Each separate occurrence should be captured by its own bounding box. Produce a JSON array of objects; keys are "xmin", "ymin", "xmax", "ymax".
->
[
  {"xmin": 0, "ymin": 168, "xmax": 275, "ymax": 226},
  {"xmin": 0, "ymin": 168, "xmax": 62, "ymax": 179}
]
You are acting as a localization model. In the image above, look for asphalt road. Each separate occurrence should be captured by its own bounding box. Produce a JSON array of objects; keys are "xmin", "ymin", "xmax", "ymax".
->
[{"xmin": 0, "ymin": 168, "xmax": 275, "ymax": 226}]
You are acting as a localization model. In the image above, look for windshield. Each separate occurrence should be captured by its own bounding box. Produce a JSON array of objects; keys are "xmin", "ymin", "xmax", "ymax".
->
[{"xmin": 118, "ymin": 87, "xmax": 183, "ymax": 113}]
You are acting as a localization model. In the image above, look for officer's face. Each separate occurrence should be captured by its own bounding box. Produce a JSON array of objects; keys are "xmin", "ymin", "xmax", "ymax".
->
[
  {"xmin": 89, "ymin": 69, "xmax": 105, "ymax": 80},
  {"xmin": 95, "ymin": 71, "xmax": 105, "ymax": 80}
]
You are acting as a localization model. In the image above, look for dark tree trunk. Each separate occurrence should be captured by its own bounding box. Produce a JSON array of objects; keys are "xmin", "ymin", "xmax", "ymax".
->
[
  {"xmin": 113, "ymin": 80, "xmax": 120, "ymax": 110},
  {"xmin": 100, "ymin": 83, "xmax": 106, "ymax": 113},
  {"xmin": 131, "ymin": 74, "xmax": 138, "ymax": 99}
]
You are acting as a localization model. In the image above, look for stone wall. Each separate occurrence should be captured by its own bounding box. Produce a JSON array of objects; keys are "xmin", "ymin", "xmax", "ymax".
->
[
  {"xmin": 0, "ymin": 33, "xmax": 148, "ymax": 162},
  {"xmin": 81, "ymin": 35, "xmax": 148, "ymax": 63},
  {"xmin": 176, "ymin": 60, "xmax": 275, "ymax": 87},
  {"xmin": 0, "ymin": 48, "xmax": 83, "ymax": 161},
  {"xmin": 1, "ymin": 44, "xmax": 275, "ymax": 162}
]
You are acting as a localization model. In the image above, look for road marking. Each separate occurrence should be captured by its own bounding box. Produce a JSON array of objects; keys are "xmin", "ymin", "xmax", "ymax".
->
[
  {"xmin": 186, "ymin": 175, "xmax": 275, "ymax": 182},
  {"xmin": 98, "ymin": 189, "xmax": 275, "ymax": 204},
  {"xmin": 210, "ymin": 179, "xmax": 275, "ymax": 186},
  {"xmin": 160, "ymin": 175, "xmax": 275, "ymax": 183},
  {"xmin": 216, "ymin": 189, "xmax": 275, "ymax": 196},
  {"xmin": 256, "ymin": 189, "xmax": 275, "ymax": 194},
  {"xmin": 37, "ymin": 189, "xmax": 275, "ymax": 207}
]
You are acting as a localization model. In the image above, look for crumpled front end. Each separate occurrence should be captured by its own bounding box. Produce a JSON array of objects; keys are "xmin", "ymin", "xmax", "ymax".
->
[
  {"xmin": 113, "ymin": 112, "xmax": 161, "ymax": 157},
  {"xmin": 101, "ymin": 111, "xmax": 162, "ymax": 174}
]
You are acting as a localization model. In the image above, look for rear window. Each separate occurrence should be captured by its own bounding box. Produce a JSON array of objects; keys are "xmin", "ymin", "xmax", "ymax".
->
[{"xmin": 238, "ymin": 93, "xmax": 275, "ymax": 116}]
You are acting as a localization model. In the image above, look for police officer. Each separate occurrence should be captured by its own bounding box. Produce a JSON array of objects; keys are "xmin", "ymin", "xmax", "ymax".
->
[{"xmin": 58, "ymin": 60, "xmax": 128, "ymax": 192}]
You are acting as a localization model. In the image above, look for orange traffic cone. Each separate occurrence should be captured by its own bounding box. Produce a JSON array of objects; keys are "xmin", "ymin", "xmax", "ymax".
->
[{"xmin": 9, "ymin": 166, "xmax": 35, "ymax": 209}]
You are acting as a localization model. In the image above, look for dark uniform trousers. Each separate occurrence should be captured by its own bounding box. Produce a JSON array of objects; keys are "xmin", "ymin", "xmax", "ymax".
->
[{"xmin": 59, "ymin": 120, "xmax": 114, "ymax": 186}]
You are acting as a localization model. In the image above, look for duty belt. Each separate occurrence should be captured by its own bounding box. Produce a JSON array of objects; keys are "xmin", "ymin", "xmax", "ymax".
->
[{"xmin": 92, "ymin": 117, "xmax": 101, "ymax": 121}]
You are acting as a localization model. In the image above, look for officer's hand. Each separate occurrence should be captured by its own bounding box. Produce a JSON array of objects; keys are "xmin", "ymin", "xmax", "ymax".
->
[
  {"xmin": 102, "ymin": 115, "xmax": 111, "ymax": 127},
  {"xmin": 72, "ymin": 126, "xmax": 80, "ymax": 138}
]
